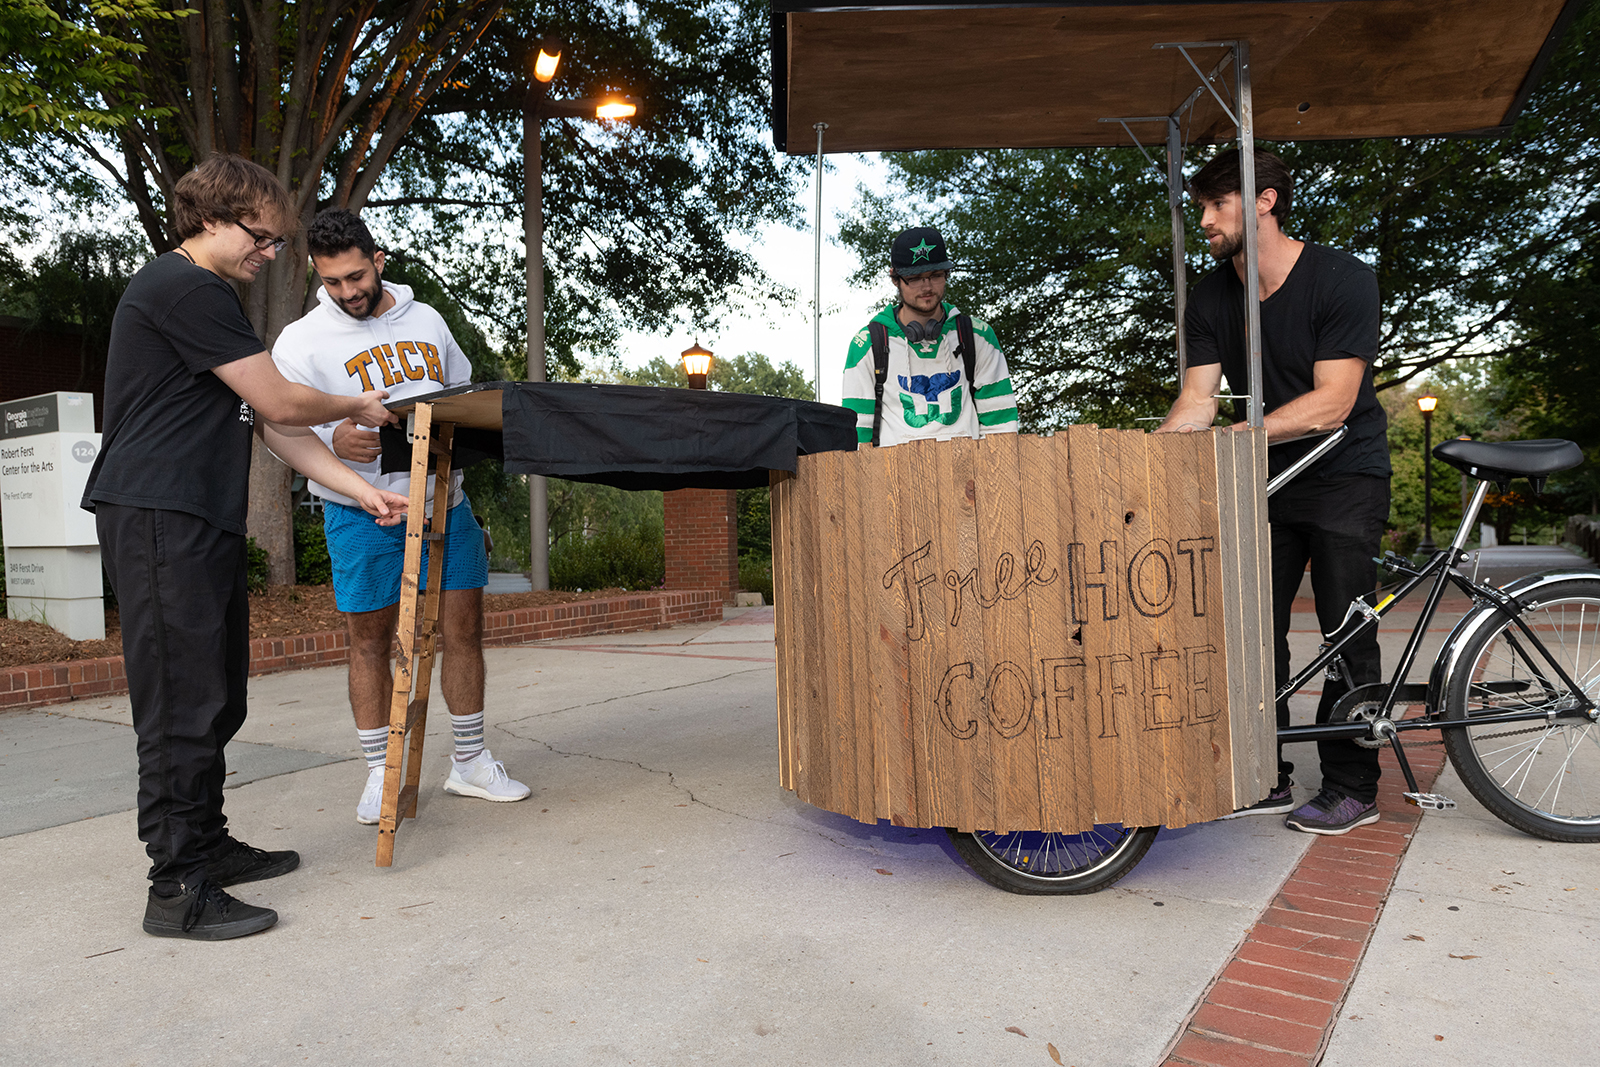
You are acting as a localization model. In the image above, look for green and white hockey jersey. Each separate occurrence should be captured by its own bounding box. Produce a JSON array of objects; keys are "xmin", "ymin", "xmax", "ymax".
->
[{"xmin": 841, "ymin": 302, "xmax": 1019, "ymax": 446}]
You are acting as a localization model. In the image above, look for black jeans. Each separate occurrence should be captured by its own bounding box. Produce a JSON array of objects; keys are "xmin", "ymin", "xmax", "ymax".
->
[
  {"xmin": 1269, "ymin": 475, "xmax": 1391, "ymax": 804},
  {"xmin": 97, "ymin": 504, "xmax": 250, "ymax": 893}
]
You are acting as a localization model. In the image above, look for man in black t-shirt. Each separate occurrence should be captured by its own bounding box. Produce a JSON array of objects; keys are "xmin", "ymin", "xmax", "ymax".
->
[
  {"xmin": 83, "ymin": 156, "xmax": 410, "ymax": 940},
  {"xmin": 1156, "ymin": 149, "xmax": 1390, "ymax": 836}
]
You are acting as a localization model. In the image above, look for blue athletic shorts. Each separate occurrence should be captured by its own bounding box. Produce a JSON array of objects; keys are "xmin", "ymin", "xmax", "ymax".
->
[{"xmin": 323, "ymin": 496, "xmax": 488, "ymax": 613}]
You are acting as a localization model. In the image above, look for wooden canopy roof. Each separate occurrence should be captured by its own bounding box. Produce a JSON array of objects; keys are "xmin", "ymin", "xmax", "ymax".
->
[{"xmin": 771, "ymin": 0, "xmax": 1582, "ymax": 153}]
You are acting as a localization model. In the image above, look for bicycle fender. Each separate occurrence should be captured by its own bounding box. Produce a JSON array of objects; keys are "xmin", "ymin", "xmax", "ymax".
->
[{"xmin": 1426, "ymin": 568, "xmax": 1600, "ymax": 710}]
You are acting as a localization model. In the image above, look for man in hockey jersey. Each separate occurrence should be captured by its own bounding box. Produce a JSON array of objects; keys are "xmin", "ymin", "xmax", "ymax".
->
[
  {"xmin": 841, "ymin": 227, "xmax": 1018, "ymax": 446},
  {"xmin": 273, "ymin": 209, "xmax": 530, "ymax": 825}
]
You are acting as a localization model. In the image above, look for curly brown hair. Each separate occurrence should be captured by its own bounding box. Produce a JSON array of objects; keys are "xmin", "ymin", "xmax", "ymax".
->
[{"xmin": 172, "ymin": 155, "xmax": 297, "ymax": 240}]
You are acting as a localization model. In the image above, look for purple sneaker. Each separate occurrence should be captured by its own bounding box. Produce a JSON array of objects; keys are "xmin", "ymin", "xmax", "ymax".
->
[
  {"xmin": 1219, "ymin": 781, "xmax": 1295, "ymax": 820},
  {"xmin": 1285, "ymin": 789, "xmax": 1380, "ymax": 835}
]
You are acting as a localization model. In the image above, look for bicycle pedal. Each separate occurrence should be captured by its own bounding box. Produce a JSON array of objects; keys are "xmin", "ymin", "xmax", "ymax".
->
[{"xmin": 1404, "ymin": 792, "xmax": 1457, "ymax": 810}]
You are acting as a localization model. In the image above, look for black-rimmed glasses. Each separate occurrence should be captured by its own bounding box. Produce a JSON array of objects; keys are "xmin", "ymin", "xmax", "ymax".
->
[{"xmin": 233, "ymin": 219, "xmax": 287, "ymax": 253}]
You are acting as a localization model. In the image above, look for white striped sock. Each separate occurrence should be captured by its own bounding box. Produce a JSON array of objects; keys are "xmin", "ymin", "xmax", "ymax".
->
[
  {"xmin": 451, "ymin": 712, "xmax": 485, "ymax": 762},
  {"xmin": 358, "ymin": 726, "xmax": 388, "ymax": 771}
]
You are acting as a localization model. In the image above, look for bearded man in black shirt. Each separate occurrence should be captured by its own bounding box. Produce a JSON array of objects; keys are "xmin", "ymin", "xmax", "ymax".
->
[
  {"xmin": 1156, "ymin": 149, "xmax": 1391, "ymax": 836},
  {"xmin": 83, "ymin": 156, "xmax": 409, "ymax": 939}
]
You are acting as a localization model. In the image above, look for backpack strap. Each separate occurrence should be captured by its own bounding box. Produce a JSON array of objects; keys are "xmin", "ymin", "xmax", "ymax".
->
[
  {"xmin": 955, "ymin": 314, "xmax": 976, "ymax": 401},
  {"xmin": 868, "ymin": 320, "xmax": 890, "ymax": 446}
]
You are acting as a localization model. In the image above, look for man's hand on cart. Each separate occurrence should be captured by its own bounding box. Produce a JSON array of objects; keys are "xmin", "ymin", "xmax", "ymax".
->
[
  {"xmin": 350, "ymin": 389, "xmax": 398, "ymax": 431},
  {"xmin": 332, "ymin": 417, "xmax": 383, "ymax": 464}
]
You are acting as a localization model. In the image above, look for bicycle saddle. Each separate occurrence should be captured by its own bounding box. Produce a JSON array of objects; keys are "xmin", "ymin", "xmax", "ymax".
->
[{"xmin": 1433, "ymin": 438, "xmax": 1582, "ymax": 485}]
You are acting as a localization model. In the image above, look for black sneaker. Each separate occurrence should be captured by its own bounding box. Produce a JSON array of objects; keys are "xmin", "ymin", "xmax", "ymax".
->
[
  {"xmin": 209, "ymin": 837, "xmax": 300, "ymax": 887},
  {"xmin": 143, "ymin": 880, "xmax": 278, "ymax": 941},
  {"xmin": 1285, "ymin": 788, "xmax": 1380, "ymax": 835},
  {"xmin": 1219, "ymin": 782, "xmax": 1295, "ymax": 820}
]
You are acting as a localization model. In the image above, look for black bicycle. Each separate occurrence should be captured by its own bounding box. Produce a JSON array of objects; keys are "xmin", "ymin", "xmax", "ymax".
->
[{"xmin": 950, "ymin": 436, "xmax": 1600, "ymax": 894}]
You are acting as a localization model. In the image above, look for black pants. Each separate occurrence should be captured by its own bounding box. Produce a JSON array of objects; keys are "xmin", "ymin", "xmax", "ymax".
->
[
  {"xmin": 97, "ymin": 504, "xmax": 250, "ymax": 893},
  {"xmin": 1269, "ymin": 475, "xmax": 1391, "ymax": 804}
]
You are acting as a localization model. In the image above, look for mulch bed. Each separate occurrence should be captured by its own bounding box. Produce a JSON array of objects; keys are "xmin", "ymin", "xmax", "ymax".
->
[{"xmin": 0, "ymin": 584, "xmax": 630, "ymax": 671}]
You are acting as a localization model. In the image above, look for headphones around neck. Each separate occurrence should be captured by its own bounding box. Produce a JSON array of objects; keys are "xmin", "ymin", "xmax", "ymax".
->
[{"xmin": 901, "ymin": 309, "xmax": 946, "ymax": 343}]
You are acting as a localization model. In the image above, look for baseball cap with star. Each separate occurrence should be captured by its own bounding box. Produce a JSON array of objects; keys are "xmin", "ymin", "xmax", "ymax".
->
[{"xmin": 890, "ymin": 226, "xmax": 955, "ymax": 277}]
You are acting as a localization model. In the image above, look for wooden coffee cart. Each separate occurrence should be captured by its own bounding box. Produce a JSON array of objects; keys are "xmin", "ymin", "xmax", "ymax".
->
[{"xmin": 767, "ymin": 0, "xmax": 1583, "ymax": 890}]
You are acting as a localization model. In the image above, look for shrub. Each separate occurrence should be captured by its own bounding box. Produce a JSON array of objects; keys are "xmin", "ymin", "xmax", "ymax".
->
[
  {"xmin": 245, "ymin": 537, "xmax": 271, "ymax": 594},
  {"xmin": 294, "ymin": 511, "xmax": 333, "ymax": 585},
  {"xmin": 739, "ymin": 552, "xmax": 773, "ymax": 605},
  {"xmin": 550, "ymin": 521, "xmax": 664, "ymax": 591}
]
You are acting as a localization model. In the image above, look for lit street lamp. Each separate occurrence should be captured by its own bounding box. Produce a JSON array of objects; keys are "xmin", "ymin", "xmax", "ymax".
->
[
  {"xmin": 521, "ymin": 36, "xmax": 638, "ymax": 588},
  {"xmin": 1418, "ymin": 392, "xmax": 1438, "ymax": 554},
  {"xmin": 681, "ymin": 342, "xmax": 713, "ymax": 390}
]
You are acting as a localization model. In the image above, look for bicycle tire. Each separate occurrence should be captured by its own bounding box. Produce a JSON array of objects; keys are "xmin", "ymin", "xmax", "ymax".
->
[
  {"xmin": 1442, "ymin": 578, "xmax": 1600, "ymax": 842},
  {"xmin": 946, "ymin": 824, "xmax": 1159, "ymax": 894}
]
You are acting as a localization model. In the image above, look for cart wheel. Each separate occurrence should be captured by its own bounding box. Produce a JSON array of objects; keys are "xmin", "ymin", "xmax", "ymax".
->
[{"xmin": 946, "ymin": 825, "xmax": 1159, "ymax": 895}]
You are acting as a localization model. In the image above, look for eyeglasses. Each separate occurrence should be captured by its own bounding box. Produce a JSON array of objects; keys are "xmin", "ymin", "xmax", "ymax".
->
[
  {"xmin": 896, "ymin": 270, "xmax": 948, "ymax": 284},
  {"xmin": 233, "ymin": 219, "xmax": 287, "ymax": 253}
]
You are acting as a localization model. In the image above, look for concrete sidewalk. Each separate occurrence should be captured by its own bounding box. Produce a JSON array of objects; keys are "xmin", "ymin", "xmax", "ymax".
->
[{"xmin": 2, "ymin": 550, "xmax": 1597, "ymax": 1065}]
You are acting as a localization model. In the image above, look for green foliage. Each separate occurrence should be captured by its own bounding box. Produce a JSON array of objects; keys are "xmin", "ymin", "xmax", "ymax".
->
[
  {"xmin": 549, "ymin": 516, "xmax": 665, "ymax": 592},
  {"xmin": 244, "ymin": 538, "xmax": 271, "ymax": 594},
  {"xmin": 367, "ymin": 0, "xmax": 808, "ymax": 371},
  {"xmin": 0, "ymin": 230, "xmax": 145, "ymax": 387},
  {"xmin": 463, "ymin": 460, "xmax": 533, "ymax": 571},
  {"xmin": 836, "ymin": 4, "xmax": 1600, "ymax": 430},
  {"xmin": 738, "ymin": 552, "xmax": 772, "ymax": 606},
  {"xmin": 0, "ymin": 0, "xmax": 182, "ymax": 139},
  {"xmin": 293, "ymin": 512, "xmax": 332, "ymax": 587},
  {"xmin": 619, "ymin": 351, "xmax": 816, "ymax": 399}
]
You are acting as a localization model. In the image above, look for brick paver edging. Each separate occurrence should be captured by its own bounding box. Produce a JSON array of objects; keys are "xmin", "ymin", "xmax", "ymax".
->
[
  {"xmin": 1162, "ymin": 744, "xmax": 1448, "ymax": 1067},
  {"xmin": 0, "ymin": 590, "xmax": 724, "ymax": 712}
]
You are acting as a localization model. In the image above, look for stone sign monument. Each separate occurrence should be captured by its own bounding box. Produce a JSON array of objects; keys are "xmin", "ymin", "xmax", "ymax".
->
[{"xmin": 1, "ymin": 391, "xmax": 104, "ymax": 639}]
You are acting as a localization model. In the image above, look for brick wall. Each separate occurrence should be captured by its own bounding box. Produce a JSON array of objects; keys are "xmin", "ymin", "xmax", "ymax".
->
[
  {"xmin": 663, "ymin": 488, "xmax": 739, "ymax": 604},
  {"xmin": 0, "ymin": 590, "xmax": 723, "ymax": 712}
]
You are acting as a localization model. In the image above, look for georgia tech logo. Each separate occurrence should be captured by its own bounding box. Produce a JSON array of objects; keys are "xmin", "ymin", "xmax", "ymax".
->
[{"xmin": 344, "ymin": 341, "xmax": 445, "ymax": 391}]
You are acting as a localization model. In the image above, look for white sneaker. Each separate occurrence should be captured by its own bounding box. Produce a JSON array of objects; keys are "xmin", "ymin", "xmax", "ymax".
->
[
  {"xmin": 356, "ymin": 766, "xmax": 386, "ymax": 825},
  {"xmin": 443, "ymin": 749, "xmax": 530, "ymax": 802}
]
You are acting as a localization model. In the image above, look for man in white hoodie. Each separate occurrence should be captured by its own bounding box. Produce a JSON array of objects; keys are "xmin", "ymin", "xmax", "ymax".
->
[{"xmin": 273, "ymin": 209, "xmax": 530, "ymax": 824}]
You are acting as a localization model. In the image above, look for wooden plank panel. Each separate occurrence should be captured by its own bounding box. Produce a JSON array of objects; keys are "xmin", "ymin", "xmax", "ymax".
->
[
  {"xmin": 974, "ymin": 432, "xmax": 1043, "ymax": 832},
  {"xmin": 814, "ymin": 451, "xmax": 861, "ymax": 823},
  {"xmin": 1103, "ymin": 429, "xmax": 1158, "ymax": 825},
  {"xmin": 1215, "ymin": 431, "xmax": 1251, "ymax": 809},
  {"xmin": 770, "ymin": 470, "xmax": 796, "ymax": 793},
  {"xmin": 1062, "ymin": 425, "xmax": 1124, "ymax": 825},
  {"xmin": 1244, "ymin": 428, "xmax": 1275, "ymax": 799},
  {"xmin": 836, "ymin": 447, "xmax": 878, "ymax": 824},
  {"xmin": 1020, "ymin": 432, "xmax": 1094, "ymax": 830},
  {"xmin": 791, "ymin": 449, "xmax": 833, "ymax": 812},
  {"xmin": 904, "ymin": 438, "xmax": 946, "ymax": 828},
  {"xmin": 882, "ymin": 440, "xmax": 929, "ymax": 825}
]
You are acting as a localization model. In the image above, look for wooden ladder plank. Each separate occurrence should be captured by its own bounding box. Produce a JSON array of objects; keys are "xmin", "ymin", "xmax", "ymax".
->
[{"xmin": 377, "ymin": 402, "xmax": 436, "ymax": 867}]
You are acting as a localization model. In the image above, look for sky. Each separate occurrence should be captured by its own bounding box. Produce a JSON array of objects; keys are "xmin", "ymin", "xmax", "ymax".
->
[{"xmin": 614, "ymin": 153, "xmax": 892, "ymax": 407}]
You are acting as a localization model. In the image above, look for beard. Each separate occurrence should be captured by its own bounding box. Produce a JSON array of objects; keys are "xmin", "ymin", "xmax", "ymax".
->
[
  {"xmin": 339, "ymin": 277, "xmax": 384, "ymax": 318},
  {"xmin": 1207, "ymin": 228, "xmax": 1244, "ymax": 262}
]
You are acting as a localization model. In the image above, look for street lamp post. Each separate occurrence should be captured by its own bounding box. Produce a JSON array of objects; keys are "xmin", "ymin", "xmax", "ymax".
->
[
  {"xmin": 1418, "ymin": 393, "xmax": 1438, "ymax": 554},
  {"xmin": 520, "ymin": 36, "xmax": 637, "ymax": 588}
]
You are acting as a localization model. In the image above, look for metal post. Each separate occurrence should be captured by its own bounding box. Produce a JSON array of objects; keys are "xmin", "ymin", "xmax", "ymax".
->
[
  {"xmin": 1165, "ymin": 117, "xmax": 1188, "ymax": 379},
  {"xmin": 1420, "ymin": 408, "xmax": 1436, "ymax": 552},
  {"xmin": 813, "ymin": 122, "xmax": 827, "ymax": 400},
  {"xmin": 524, "ymin": 93, "xmax": 549, "ymax": 589},
  {"xmin": 1233, "ymin": 39, "xmax": 1264, "ymax": 429}
]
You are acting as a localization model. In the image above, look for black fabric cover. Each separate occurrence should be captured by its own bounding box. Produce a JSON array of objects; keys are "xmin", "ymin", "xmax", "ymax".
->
[{"xmin": 379, "ymin": 381, "xmax": 857, "ymax": 490}]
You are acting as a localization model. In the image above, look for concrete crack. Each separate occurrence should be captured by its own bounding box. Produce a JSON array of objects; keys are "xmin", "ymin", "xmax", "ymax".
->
[{"xmin": 494, "ymin": 667, "xmax": 769, "ymax": 726}]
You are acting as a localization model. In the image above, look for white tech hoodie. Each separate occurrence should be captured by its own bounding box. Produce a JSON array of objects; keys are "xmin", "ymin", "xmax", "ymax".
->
[{"xmin": 272, "ymin": 281, "xmax": 472, "ymax": 509}]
